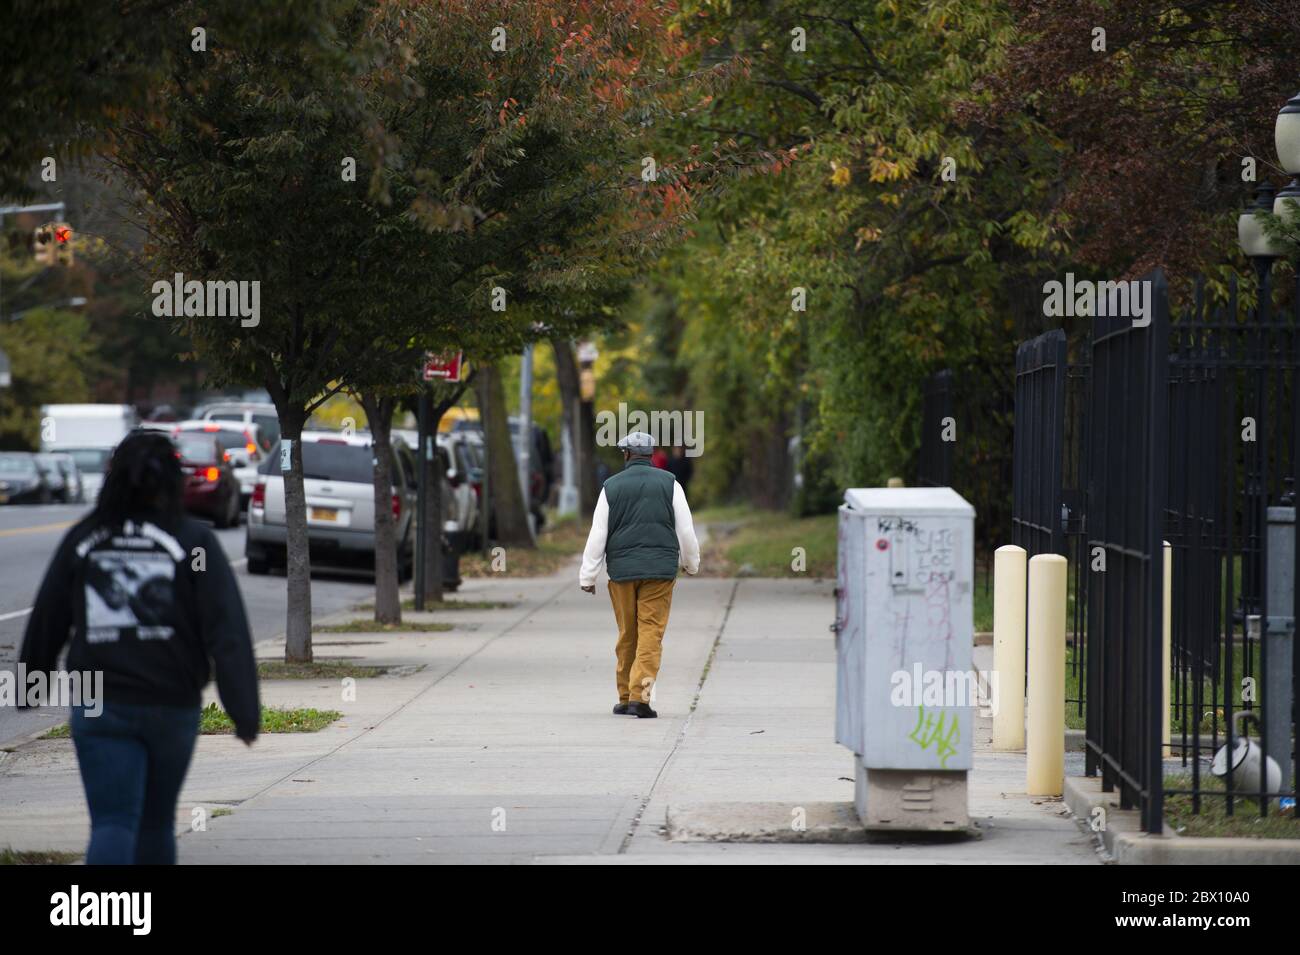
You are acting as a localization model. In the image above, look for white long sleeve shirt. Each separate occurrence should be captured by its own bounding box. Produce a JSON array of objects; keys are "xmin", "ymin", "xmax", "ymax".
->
[{"xmin": 579, "ymin": 481, "xmax": 700, "ymax": 587}]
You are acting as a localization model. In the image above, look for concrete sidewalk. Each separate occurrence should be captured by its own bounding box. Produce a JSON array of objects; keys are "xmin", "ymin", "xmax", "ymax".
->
[{"xmin": 0, "ymin": 569, "xmax": 1099, "ymax": 864}]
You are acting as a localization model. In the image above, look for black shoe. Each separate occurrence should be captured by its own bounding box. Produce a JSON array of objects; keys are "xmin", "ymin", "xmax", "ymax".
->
[
  {"xmin": 628, "ymin": 702, "xmax": 657, "ymax": 719},
  {"xmin": 613, "ymin": 702, "xmax": 630, "ymax": 715}
]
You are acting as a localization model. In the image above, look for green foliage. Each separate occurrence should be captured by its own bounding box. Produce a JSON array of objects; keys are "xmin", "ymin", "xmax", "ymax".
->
[
  {"xmin": 0, "ymin": 307, "xmax": 95, "ymax": 449},
  {"xmin": 0, "ymin": 0, "xmax": 377, "ymax": 199},
  {"xmin": 632, "ymin": 0, "xmax": 1061, "ymax": 528}
]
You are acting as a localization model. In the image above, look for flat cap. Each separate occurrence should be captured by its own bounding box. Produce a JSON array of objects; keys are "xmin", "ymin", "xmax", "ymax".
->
[{"xmin": 617, "ymin": 430, "xmax": 655, "ymax": 453}]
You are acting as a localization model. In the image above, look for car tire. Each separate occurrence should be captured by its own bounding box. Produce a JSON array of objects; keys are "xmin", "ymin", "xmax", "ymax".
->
[
  {"xmin": 247, "ymin": 556, "xmax": 270, "ymax": 575},
  {"xmin": 214, "ymin": 489, "xmax": 238, "ymax": 529}
]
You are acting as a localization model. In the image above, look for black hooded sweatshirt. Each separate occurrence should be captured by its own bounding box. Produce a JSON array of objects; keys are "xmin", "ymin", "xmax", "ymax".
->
[{"xmin": 18, "ymin": 510, "xmax": 260, "ymax": 741}]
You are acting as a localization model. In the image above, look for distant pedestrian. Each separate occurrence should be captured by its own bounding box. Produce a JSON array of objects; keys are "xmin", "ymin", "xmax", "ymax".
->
[
  {"xmin": 579, "ymin": 431, "xmax": 700, "ymax": 717},
  {"xmin": 19, "ymin": 432, "xmax": 260, "ymax": 865},
  {"xmin": 651, "ymin": 447, "xmax": 669, "ymax": 470},
  {"xmin": 666, "ymin": 445, "xmax": 694, "ymax": 497}
]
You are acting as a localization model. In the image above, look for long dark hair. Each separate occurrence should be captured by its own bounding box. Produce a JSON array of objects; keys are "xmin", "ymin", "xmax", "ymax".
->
[{"xmin": 95, "ymin": 431, "xmax": 184, "ymax": 525}]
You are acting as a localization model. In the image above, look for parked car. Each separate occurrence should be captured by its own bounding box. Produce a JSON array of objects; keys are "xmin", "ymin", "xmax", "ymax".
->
[
  {"xmin": 245, "ymin": 431, "xmax": 419, "ymax": 578},
  {"xmin": 510, "ymin": 416, "xmax": 556, "ymax": 506},
  {"xmin": 456, "ymin": 429, "xmax": 487, "ymax": 539},
  {"xmin": 194, "ymin": 401, "xmax": 279, "ymax": 450},
  {"xmin": 61, "ymin": 448, "xmax": 113, "ymax": 502},
  {"xmin": 391, "ymin": 428, "xmax": 477, "ymax": 548},
  {"xmin": 450, "ymin": 419, "xmax": 549, "ymax": 531},
  {"xmin": 0, "ymin": 452, "xmax": 52, "ymax": 504},
  {"xmin": 32, "ymin": 454, "xmax": 70, "ymax": 503},
  {"xmin": 172, "ymin": 420, "xmax": 265, "ymax": 505},
  {"xmin": 173, "ymin": 431, "xmax": 242, "ymax": 527},
  {"xmin": 46, "ymin": 453, "xmax": 84, "ymax": 503}
]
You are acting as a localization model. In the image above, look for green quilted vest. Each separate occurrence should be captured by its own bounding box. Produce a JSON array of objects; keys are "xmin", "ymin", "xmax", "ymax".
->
[{"xmin": 603, "ymin": 458, "xmax": 679, "ymax": 581}]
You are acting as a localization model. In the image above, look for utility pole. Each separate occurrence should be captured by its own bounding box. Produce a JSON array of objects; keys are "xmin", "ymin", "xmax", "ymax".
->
[
  {"xmin": 517, "ymin": 344, "xmax": 536, "ymax": 540},
  {"xmin": 414, "ymin": 389, "xmax": 430, "ymax": 610},
  {"xmin": 559, "ymin": 421, "xmax": 578, "ymax": 516}
]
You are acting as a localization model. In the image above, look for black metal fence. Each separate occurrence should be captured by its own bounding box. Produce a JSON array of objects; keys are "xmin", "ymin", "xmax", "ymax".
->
[
  {"xmin": 1083, "ymin": 272, "xmax": 1169, "ymax": 833},
  {"xmin": 1012, "ymin": 330, "xmax": 1090, "ymax": 718},
  {"xmin": 1012, "ymin": 330, "xmax": 1067, "ymax": 559},
  {"xmin": 1162, "ymin": 274, "xmax": 1300, "ymax": 818},
  {"xmin": 1010, "ymin": 269, "xmax": 1300, "ymax": 831}
]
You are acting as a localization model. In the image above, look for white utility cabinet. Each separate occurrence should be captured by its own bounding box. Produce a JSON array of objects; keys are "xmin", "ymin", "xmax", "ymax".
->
[{"xmin": 834, "ymin": 486, "xmax": 976, "ymax": 831}]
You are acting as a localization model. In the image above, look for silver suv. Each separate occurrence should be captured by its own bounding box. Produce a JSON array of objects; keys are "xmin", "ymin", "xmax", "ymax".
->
[
  {"xmin": 245, "ymin": 431, "xmax": 418, "ymax": 578},
  {"xmin": 196, "ymin": 401, "xmax": 280, "ymax": 450}
]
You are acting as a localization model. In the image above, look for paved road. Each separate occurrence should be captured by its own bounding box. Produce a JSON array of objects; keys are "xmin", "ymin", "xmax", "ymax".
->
[{"xmin": 0, "ymin": 503, "xmax": 374, "ymax": 747}]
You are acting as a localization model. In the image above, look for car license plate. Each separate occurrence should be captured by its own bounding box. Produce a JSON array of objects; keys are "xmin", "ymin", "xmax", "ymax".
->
[{"xmin": 311, "ymin": 507, "xmax": 338, "ymax": 522}]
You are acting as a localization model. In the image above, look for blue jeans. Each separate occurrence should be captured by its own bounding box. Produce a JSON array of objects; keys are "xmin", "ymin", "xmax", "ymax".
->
[{"xmin": 70, "ymin": 701, "xmax": 200, "ymax": 865}]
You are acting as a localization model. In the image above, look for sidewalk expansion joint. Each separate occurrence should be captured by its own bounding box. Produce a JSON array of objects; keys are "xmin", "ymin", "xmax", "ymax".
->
[{"xmin": 617, "ymin": 578, "xmax": 740, "ymax": 854}]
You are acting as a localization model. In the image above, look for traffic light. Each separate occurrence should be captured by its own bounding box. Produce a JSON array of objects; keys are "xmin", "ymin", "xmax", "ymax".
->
[
  {"xmin": 52, "ymin": 222, "xmax": 73, "ymax": 266},
  {"xmin": 32, "ymin": 223, "xmax": 54, "ymax": 265},
  {"xmin": 32, "ymin": 222, "xmax": 73, "ymax": 266}
]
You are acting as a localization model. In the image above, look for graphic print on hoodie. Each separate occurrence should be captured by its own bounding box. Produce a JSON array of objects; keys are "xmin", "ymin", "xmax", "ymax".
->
[
  {"xmin": 80, "ymin": 520, "xmax": 184, "ymax": 643},
  {"xmin": 22, "ymin": 513, "xmax": 261, "ymax": 739}
]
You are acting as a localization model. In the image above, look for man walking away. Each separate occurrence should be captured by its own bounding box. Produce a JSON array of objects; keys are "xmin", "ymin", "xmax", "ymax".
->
[{"xmin": 580, "ymin": 431, "xmax": 700, "ymax": 717}]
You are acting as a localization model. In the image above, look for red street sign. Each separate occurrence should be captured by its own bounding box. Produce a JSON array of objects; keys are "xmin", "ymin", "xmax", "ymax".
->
[{"xmin": 423, "ymin": 352, "xmax": 464, "ymax": 382}]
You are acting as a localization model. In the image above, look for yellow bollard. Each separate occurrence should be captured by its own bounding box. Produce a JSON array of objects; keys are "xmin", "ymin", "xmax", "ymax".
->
[
  {"xmin": 1170, "ymin": 540, "xmax": 1180, "ymax": 758},
  {"xmin": 1026, "ymin": 553, "xmax": 1068, "ymax": 796},
  {"xmin": 992, "ymin": 545, "xmax": 1027, "ymax": 751}
]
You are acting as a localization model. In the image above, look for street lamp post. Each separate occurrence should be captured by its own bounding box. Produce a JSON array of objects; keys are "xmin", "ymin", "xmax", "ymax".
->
[
  {"xmin": 1239, "ymin": 181, "xmax": 1281, "ymax": 288},
  {"xmin": 1236, "ymin": 90, "xmax": 1300, "ymax": 811}
]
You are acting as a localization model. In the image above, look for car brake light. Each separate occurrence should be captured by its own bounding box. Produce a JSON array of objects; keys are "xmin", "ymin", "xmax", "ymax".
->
[
  {"xmin": 205, "ymin": 466, "xmax": 220, "ymax": 482},
  {"xmin": 471, "ymin": 482, "xmax": 481, "ymax": 502},
  {"xmin": 251, "ymin": 482, "xmax": 266, "ymax": 507},
  {"xmin": 392, "ymin": 493, "xmax": 401, "ymax": 519},
  {"xmin": 204, "ymin": 423, "xmax": 220, "ymax": 432}
]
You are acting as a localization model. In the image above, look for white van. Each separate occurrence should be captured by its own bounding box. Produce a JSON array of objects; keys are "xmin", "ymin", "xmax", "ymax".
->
[{"xmin": 39, "ymin": 404, "xmax": 138, "ymax": 501}]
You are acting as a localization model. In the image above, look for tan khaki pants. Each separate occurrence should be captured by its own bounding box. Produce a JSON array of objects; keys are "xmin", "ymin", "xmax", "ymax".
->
[{"xmin": 608, "ymin": 578, "xmax": 676, "ymax": 703}]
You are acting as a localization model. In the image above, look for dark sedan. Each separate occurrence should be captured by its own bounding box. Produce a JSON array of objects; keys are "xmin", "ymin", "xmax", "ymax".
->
[
  {"xmin": 0, "ymin": 452, "xmax": 52, "ymax": 504},
  {"xmin": 175, "ymin": 432, "xmax": 241, "ymax": 527}
]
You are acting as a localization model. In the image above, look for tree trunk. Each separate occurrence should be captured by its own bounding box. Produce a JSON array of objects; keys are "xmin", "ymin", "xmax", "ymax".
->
[
  {"xmin": 577, "ymin": 397, "xmax": 597, "ymax": 514},
  {"xmin": 361, "ymin": 393, "xmax": 401, "ymax": 625},
  {"xmin": 476, "ymin": 362, "xmax": 533, "ymax": 546},
  {"xmin": 279, "ymin": 406, "xmax": 313, "ymax": 663},
  {"xmin": 552, "ymin": 339, "xmax": 580, "ymax": 510}
]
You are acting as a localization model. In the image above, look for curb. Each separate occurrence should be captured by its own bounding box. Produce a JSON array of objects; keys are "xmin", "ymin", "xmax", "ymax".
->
[
  {"xmin": 666, "ymin": 801, "xmax": 871, "ymax": 844},
  {"xmin": 1064, "ymin": 774, "xmax": 1300, "ymax": 863}
]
